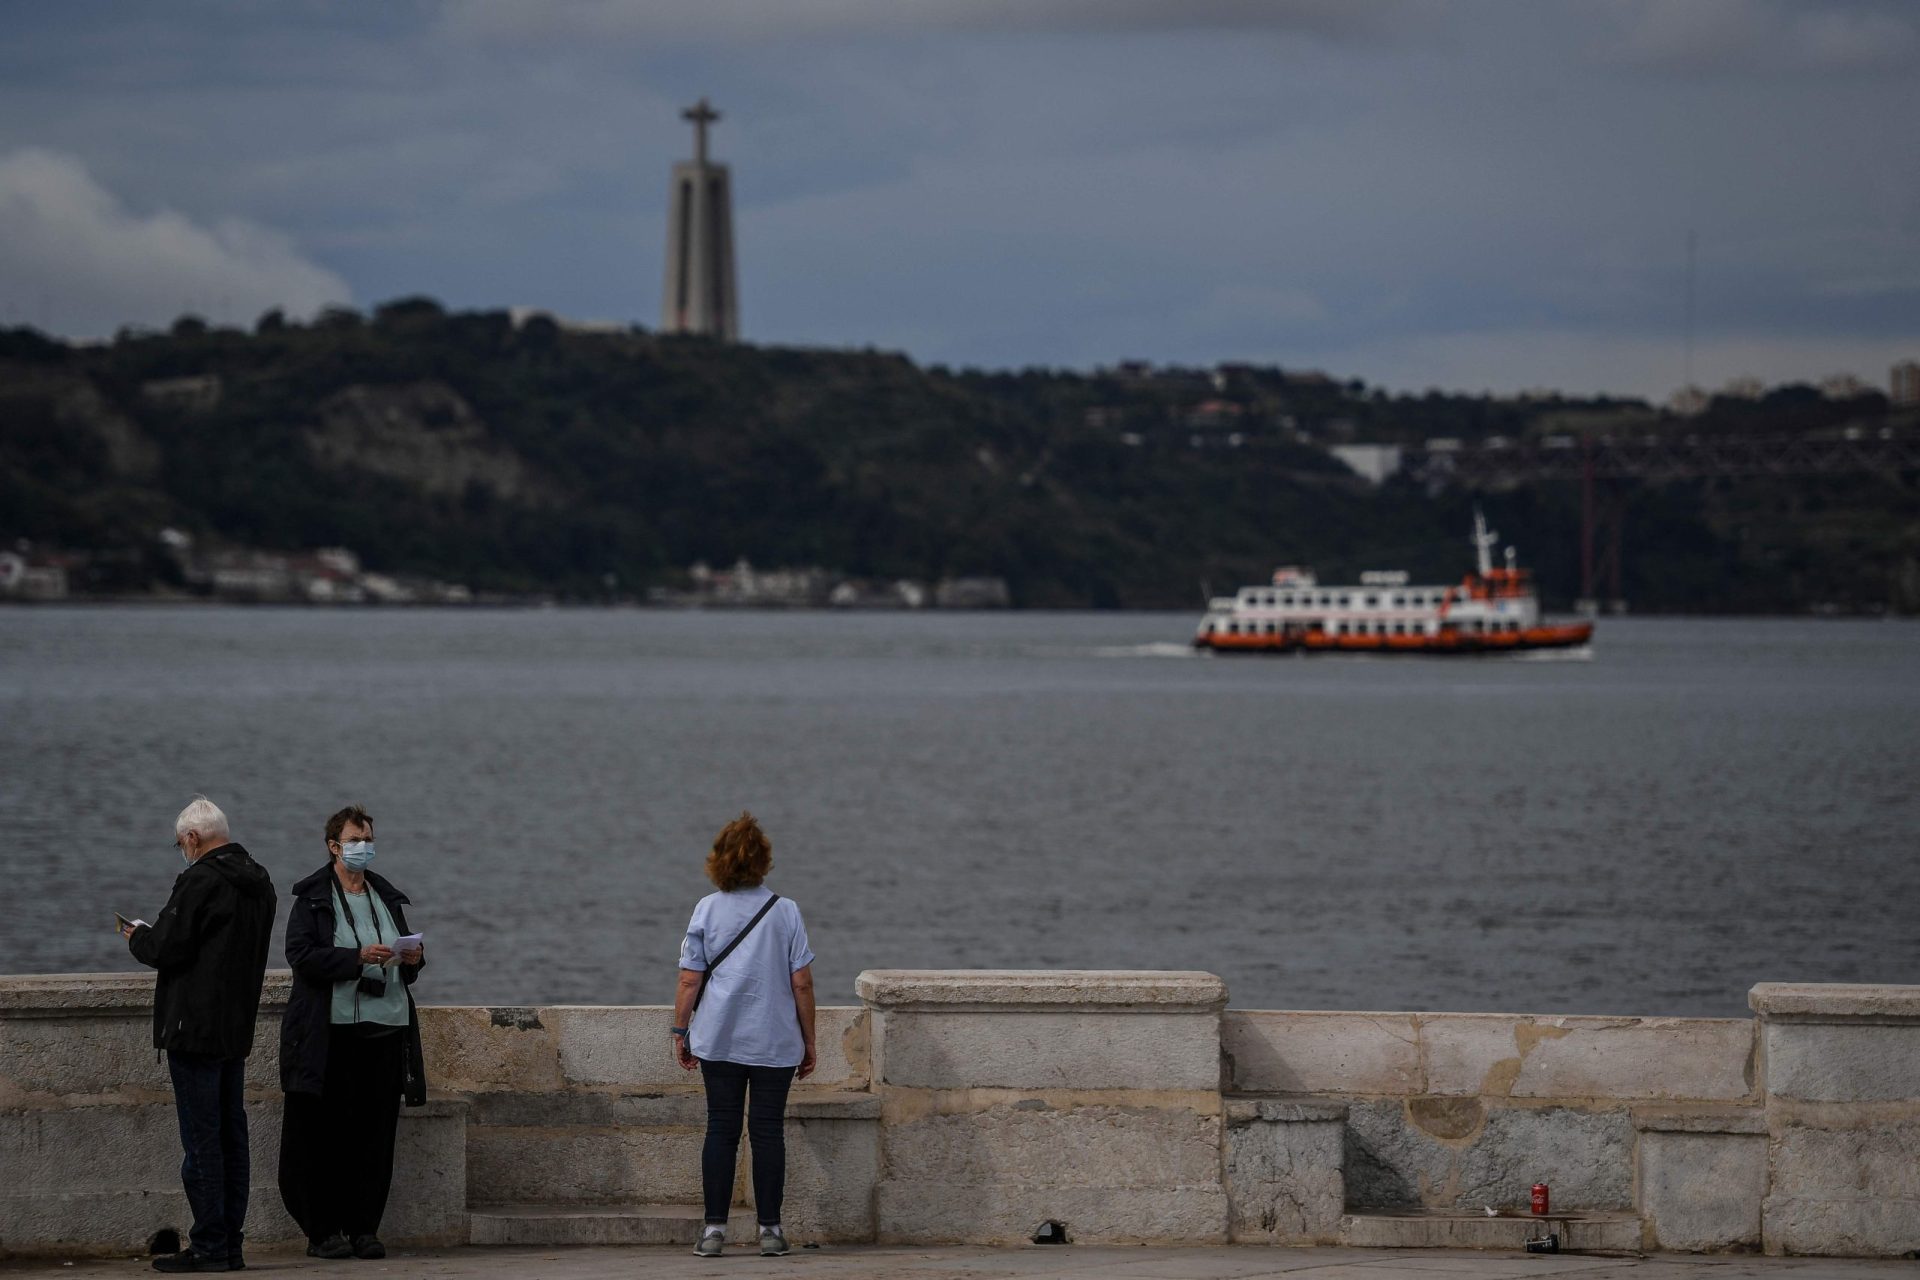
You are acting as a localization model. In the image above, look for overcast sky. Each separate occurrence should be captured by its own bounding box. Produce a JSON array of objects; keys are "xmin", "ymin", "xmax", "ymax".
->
[{"xmin": 1, "ymin": 0, "xmax": 1915, "ymax": 398}]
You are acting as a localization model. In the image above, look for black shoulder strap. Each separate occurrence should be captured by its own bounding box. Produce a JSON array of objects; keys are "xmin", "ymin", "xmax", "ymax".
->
[{"xmin": 692, "ymin": 893, "xmax": 780, "ymax": 1013}]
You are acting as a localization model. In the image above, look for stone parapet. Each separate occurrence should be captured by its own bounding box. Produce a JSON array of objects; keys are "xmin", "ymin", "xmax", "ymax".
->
[
  {"xmin": 6, "ymin": 973, "xmax": 1920, "ymax": 1259},
  {"xmin": 1749, "ymin": 982, "xmax": 1920, "ymax": 1023},
  {"xmin": 1223, "ymin": 1009, "xmax": 1756, "ymax": 1102},
  {"xmin": 856, "ymin": 969, "xmax": 1227, "ymax": 1012},
  {"xmin": 1752, "ymin": 981, "xmax": 1920, "ymax": 1258},
  {"xmin": 862, "ymin": 969, "xmax": 1227, "ymax": 1244}
]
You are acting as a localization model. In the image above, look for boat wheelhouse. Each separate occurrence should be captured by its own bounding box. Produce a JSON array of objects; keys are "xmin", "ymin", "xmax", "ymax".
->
[{"xmin": 1193, "ymin": 511, "xmax": 1593, "ymax": 655}]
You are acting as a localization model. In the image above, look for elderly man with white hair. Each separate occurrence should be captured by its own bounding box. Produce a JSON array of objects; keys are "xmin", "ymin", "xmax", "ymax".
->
[{"xmin": 123, "ymin": 796, "xmax": 277, "ymax": 1273}]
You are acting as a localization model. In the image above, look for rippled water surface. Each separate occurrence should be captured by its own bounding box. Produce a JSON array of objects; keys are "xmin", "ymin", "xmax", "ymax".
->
[{"xmin": 2, "ymin": 607, "xmax": 1914, "ymax": 1016}]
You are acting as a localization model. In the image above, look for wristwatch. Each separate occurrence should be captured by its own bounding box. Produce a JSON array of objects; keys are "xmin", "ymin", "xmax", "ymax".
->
[{"xmin": 670, "ymin": 1026, "xmax": 689, "ymax": 1037}]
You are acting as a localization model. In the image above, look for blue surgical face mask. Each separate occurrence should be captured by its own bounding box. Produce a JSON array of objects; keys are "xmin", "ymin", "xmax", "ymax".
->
[{"xmin": 339, "ymin": 840, "xmax": 376, "ymax": 871}]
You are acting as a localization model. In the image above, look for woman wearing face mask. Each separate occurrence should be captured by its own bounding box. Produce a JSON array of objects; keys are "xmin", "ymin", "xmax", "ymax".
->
[{"xmin": 276, "ymin": 805, "xmax": 427, "ymax": 1261}]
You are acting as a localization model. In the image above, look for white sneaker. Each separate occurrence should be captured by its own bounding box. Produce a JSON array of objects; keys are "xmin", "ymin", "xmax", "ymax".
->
[{"xmin": 695, "ymin": 1228, "xmax": 725, "ymax": 1257}]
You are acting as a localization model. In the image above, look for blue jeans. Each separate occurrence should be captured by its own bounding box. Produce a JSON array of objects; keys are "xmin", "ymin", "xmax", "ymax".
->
[
  {"xmin": 699, "ymin": 1060, "xmax": 795, "ymax": 1226},
  {"xmin": 167, "ymin": 1052, "xmax": 250, "ymax": 1260}
]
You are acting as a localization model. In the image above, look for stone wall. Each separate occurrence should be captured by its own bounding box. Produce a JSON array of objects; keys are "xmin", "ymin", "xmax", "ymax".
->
[
  {"xmin": 1222, "ymin": 1007, "xmax": 1764, "ymax": 1249},
  {"xmin": 0, "ymin": 973, "xmax": 466, "ymax": 1257},
  {"xmin": 4, "ymin": 971, "xmax": 1917, "ymax": 1259}
]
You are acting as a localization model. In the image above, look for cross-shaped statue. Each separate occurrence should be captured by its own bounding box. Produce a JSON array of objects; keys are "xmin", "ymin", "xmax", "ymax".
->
[{"xmin": 682, "ymin": 98, "xmax": 721, "ymax": 166}]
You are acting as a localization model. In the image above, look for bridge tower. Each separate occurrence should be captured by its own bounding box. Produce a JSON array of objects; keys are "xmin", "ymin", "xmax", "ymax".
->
[{"xmin": 660, "ymin": 98, "xmax": 739, "ymax": 340}]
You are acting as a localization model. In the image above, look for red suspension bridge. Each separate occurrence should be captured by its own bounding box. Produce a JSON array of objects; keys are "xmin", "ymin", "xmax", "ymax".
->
[{"xmin": 1398, "ymin": 422, "xmax": 1920, "ymax": 609}]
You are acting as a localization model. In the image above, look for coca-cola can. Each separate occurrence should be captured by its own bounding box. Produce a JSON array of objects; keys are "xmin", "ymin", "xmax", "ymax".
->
[{"xmin": 1530, "ymin": 1183, "xmax": 1550, "ymax": 1216}]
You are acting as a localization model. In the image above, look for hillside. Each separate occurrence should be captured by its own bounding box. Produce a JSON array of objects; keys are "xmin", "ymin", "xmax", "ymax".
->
[{"xmin": 2, "ymin": 301, "xmax": 1915, "ymax": 612}]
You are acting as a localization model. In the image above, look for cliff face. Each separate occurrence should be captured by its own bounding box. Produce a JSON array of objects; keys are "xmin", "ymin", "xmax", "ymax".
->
[
  {"xmin": 0, "ymin": 312, "xmax": 1914, "ymax": 611},
  {"xmin": 306, "ymin": 382, "xmax": 552, "ymax": 504}
]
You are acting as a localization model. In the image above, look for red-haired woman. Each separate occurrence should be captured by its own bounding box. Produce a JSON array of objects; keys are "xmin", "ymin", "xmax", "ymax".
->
[{"xmin": 672, "ymin": 812, "xmax": 816, "ymax": 1258}]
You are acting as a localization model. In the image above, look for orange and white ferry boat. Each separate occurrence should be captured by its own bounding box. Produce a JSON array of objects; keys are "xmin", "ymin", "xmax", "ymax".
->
[{"xmin": 1193, "ymin": 511, "xmax": 1594, "ymax": 656}]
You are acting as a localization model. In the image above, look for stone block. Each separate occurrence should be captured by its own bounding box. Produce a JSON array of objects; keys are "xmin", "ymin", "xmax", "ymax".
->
[
  {"xmin": 1225, "ymin": 1105, "xmax": 1344, "ymax": 1243},
  {"xmin": 1339, "ymin": 1209, "xmax": 1642, "ymax": 1252},
  {"xmin": 0, "ymin": 1103, "xmax": 299, "ymax": 1254},
  {"xmin": 465, "ymin": 1126, "xmax": 706, "ymax": 1205},
  {"xmin": 555, "ymin": 1006, "xmax": 678, "ymax": 1087},
  {"xmin": 876, "ymin": 1010, "xmax": 1219, "ymax": 1091},
  {"xmin": 1763, "ymin": 1194, "xmax": 1920, "ymax": 1258},
  {"xmin": 879, "ymin": 1102, "xmax": 1220, "ymax": 1188},
  {"xmin": 1, "ymin": 1104, "xmax": 210, "ymax": 1192},
  {"xmin": 1343, "ymin": 1099, "xmax": 1633, "ymax": 1211},
  {"xmin": 1750, "ymin": 982, "xmax": 1920, "ymax": 1022},
  {"xmin": 815, "ymin": 1006, "xmax": 867, "ymax": 1088},
  {"xmin": 385, "ymin": 1099, "xmax": 470, "ymax": 1245},
  {"xmin": 857, "ymin": 969, "xmax": 1226, "ymax": 1012},
  {"xmin": 1421, "ymin": 1014, "xmax": 1753, "ymax": 1102},
  {"xmin": 417, "ymin": 1005, "xmax": 563, "ymax": 1094},
  {"xmin": 1763, "ymin": 1022, "xmax": 1920, "ymax": 1103},
  {"xmin": 1638, "ymin": 1130, "xmax": 1765, "ymax": 1251},
  {"xmin": 875, "ymin": 1183, "xmax": 1228, "ymax": 1244},
  {"xmin": 468, "ymin": 1204, "xmax": 760, "ymax": 1246},
  {"xmin": 1766, "ymin": 1117, "xmax": 1920, "ymax": 1202},
  {"xmin": 1223, "ymin": 1011, "xmax": 1421, "ymax": 1096},
  {"xmin": 780, "ymin": 1112, "xmax": 880, "ymax": 1241}
]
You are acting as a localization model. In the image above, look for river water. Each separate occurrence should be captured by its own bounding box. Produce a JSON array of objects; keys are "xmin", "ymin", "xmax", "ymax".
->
[{"xmin": 2, "ymin": 607, "xmax": 1913, "ymax": 1017}]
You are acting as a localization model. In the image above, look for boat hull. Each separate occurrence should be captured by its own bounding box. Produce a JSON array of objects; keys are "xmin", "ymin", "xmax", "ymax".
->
[{"xmin": 1193, "ymin": 621, "xmax": 1594, "ymax": 656}]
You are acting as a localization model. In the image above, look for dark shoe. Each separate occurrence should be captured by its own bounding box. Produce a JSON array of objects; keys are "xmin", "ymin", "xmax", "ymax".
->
[
  {"xmin": 152, "ymin": 1252, "xmax": 226, "ymax": 1274},
  {"xmin": 226, "ymin": 1253, "xmax": 245, "ymax": 1271},
  {"xmin": 351, "ymin": 1235, "xmax": 386, "ymax": 1260},
  {"xmin": 306, "ymin": 1234, "xmax": 353, "ymax": 1260}
]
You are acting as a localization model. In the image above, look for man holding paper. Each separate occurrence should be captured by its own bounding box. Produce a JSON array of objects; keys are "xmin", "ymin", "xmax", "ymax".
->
[
  {"xmin": 123, "ymin": 795, "xmax": 277, "ymax": 1273},
  {"xmin": 276, "ymin": 805, "xmax": 427, "ymax": 1261}
]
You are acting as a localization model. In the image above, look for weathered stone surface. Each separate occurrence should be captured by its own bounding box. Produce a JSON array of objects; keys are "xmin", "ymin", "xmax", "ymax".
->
[
  {"xmin": 780, "ymin": 1113, "xmax": 880, "ymax": 1240},
  {"xmin": 0, "ymin": 1099, "xmax": 463, "ymax": 1253},
  {"xmin": 1639, "ymin": 1130, "xmax": 1765, "ymax": 1251},
  {"xmin": 1422, "ymin": 1014, "xmax": 1753, "ymax": 1102},
  {"xmin": 467, "ymin": 1204, "xmax": 759, "ymax": 1245},
  {"xmin": 467, "ymin": 1126, "xmax": 707, "ymax": 1205},
  {"xmin": 1750, "ymin": 982, "xmax": 1920, "ymax": 1022},
  {"xmin": 1763, "ymin": 1023, "xmax": 1920, "ymax": 1102},
  {"xmin": 1338, "ymin": 1209, "xmax": 1642, "ymax": 1253},
  {"xmin": 1764, "ymin": 1195, "xmax": 1920, "ymax": 1258},
  {"xmin": 1223, "ymin": 1011, "xmax": 1422, "ymax": 1096},
  {"xmin": 875, "ymin": 1184, "xmax": 1228, "ymax": 1244},
  {"xmin": 1224, "ymin": 1098, "xmax": 1348, "ymax": 1124},
  {"xmin": 0, "ymin": 971, "xmax": 292, "ymax": 1014},
  {"xmin": 857, "ymin": 969, "xmax": 1226, "ymax": 1011},
  {"xmin": 1226, "ymin": 1010, "xmax": 1754, "ymax": 1102},
  {"xmin": 1767, "ymin": 1118, "xmax": 1920, "ymax": 1202},
  {"xmin": 1633, "ymin": 1104, "xmax": 1767, "ymax": 1134},
  {"xmin": 0, "ymin": 1104, "xmax": 213, "ymax": 1192},
  {"xmin": 418, "ymin": 1005, "xmax": 564, "ymax": 1094},
  {"xmin": 555, "ymin": 1006, "xmax": 679, "ymax": 1086},
  {"xmin": 386, "ymin": 1099, "xmax": 471, "ymax": 1245},
  {"xmin": 1225, "ymin": 1108, "xmax": 1343, "ymax": 1243},
  {"xmin": 876, "ymin": 1010, "xmax": 1219, "ymax": 1091},
  {"xmin": 879, "ymin": 1103, "xmax": 1220, "ymax": 1188},
  {"xmin": 1343, "ymin": 1099, "xmax": 1633, "ymax": 1211}
]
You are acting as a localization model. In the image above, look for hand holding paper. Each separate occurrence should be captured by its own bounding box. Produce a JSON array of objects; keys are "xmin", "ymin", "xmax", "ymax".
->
[{"xmin": 392, "ymin": 933, "xmax": 424, "ymax": 962}]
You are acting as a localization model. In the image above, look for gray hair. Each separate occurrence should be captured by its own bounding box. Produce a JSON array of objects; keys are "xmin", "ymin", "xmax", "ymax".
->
[{"xmin": 174, "ymin": 795, "xmax": 230, "ymax": 841}]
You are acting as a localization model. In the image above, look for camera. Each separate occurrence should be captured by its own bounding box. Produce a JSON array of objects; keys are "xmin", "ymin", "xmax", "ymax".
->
[{"xmin": 357, "ymin": 975, "xmax": 387, "ymax": 998}]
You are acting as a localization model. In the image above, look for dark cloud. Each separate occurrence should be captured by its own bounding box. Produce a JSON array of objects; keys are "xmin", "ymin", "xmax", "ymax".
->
[{"xmin": 0, "ymin": 1, "xmax": 1914, "ymax": 396}]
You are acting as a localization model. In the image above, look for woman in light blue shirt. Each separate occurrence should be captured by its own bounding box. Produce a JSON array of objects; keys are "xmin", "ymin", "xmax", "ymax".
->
[{"xmin": 672, "ymin": 812, "xmax": 816, "ymax": 1258}]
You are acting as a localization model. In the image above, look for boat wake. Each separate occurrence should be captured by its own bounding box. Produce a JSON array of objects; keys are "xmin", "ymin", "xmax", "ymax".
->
[
  {"xmin": 1089, "ymin": 642, "xmax": 1199, "ymax": 659},
  {"xmin": 1511, "ymin": 645, "xmax": 1595, "ymax": 662}
]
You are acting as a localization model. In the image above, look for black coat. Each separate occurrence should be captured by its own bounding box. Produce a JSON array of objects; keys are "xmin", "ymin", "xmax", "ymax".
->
[
  {"xmin": 129, "ymin": 842, "xmax": 278, "ymax": 1058},
  {"xmin": 279, "ymin": 863, "xmax": 427, "ymax": 1106}
]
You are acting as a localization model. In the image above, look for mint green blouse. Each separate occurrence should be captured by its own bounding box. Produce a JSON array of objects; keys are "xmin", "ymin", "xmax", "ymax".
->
[{"xmin": 329, "ymin": 886, "xmax": 410, "ymax": 1027}]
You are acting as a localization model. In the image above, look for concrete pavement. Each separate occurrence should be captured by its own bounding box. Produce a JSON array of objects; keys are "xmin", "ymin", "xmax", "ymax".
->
[{"xmin": 5, "ymin": 1245, "xmax": 1918, "ymax": 1279}]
